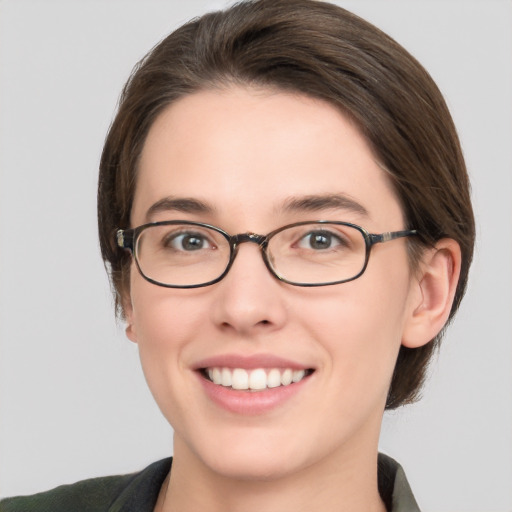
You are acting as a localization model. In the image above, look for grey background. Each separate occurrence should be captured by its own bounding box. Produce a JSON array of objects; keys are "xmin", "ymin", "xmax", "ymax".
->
[{"xmin": 1, "ymin": 1, "xmax": 511, "ymax": 510}]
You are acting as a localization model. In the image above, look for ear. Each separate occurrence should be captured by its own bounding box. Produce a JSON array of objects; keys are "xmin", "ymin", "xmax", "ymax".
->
[
  {"xmin": 402, "ymin": 238, "xmax": 461, "ymax": 348},
  {"xmin": 122, "ymin": 294, "xmax": 138, "ymax": 344}
]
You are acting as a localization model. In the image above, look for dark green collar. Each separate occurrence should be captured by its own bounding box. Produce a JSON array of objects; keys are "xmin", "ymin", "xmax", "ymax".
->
[{"xmin": 109, "ymin": 455, "xmax": 419, "ymax": 512}]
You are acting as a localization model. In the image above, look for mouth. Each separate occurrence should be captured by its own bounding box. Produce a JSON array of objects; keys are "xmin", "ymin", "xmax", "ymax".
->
[{"xmin": 200, "ymin": 367, "xmax": 314, "ymax": 391}]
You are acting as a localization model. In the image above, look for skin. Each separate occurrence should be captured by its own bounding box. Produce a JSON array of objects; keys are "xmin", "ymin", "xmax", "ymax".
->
[{"xmin": 124, "ymin": 86, "xmax": 460, "ymax": 512}]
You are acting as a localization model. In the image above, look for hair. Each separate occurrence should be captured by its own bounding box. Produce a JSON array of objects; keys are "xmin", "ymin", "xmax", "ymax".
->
[{"xmin": 98, "ymin": 0, "xmax": 475, "ymax": 409}]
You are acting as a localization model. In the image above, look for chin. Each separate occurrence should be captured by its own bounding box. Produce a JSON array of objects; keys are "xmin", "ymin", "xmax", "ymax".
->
[
  {"xmin": 205, "ymin": 451, "xmax": 303, "ymax": 482},
  {"xmin": 181, "ymin": 427, "xmax": 312, "ymax": 483}
]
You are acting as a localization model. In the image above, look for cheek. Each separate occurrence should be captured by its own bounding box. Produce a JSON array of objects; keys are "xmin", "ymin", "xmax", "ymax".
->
[
  {"xmin": 131, "ymin": 288, "xmax": 206, "ymax": 362},
  {"xmin": 129, "ymin": 260, "xmax": 207, "ymax": 341},
  {"xmin": 300, "ymin": 289, "xmax": 404, "ymax": 366},
  {"xmin": 296, "ymin": 266, "xmax": 411, "ymax": 400},
  {"xmin": 129, "ymin": 292, "xmax": 214, "ymax": 435},
  {"xmin": 128, "ymin": 279, "xmax": 205, "ymax": 387}
]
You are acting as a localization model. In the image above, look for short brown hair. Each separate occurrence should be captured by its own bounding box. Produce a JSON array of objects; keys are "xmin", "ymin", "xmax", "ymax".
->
[{"xmin": 98, "ymin": 0, "xmax": 475, "ymax": 409}]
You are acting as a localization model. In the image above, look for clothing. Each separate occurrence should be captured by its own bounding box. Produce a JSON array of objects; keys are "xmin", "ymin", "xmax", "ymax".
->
[{"xmin": 0, "ymin": 454, "xmax": 420, "ymax": 512}]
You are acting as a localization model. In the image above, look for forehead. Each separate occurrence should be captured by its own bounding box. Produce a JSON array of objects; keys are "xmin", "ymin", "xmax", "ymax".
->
[{"xmin": 132, "ymin": 86, "xmax": 402, "ymax": 230}]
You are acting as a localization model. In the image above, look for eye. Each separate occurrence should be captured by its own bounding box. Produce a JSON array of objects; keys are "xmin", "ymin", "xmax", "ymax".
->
[
  {"xmin": 297, "ymin": 230, "xmax": 345, "ymax": 250},
  {"xmin": 165, "ymin": 231, "xmax": 214, "ymax": 251}
]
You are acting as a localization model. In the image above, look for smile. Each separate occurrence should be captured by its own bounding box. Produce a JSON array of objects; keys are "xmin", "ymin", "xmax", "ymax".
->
[{"xmin": 203, "ymin": 367, "xmax": 312, "ymax": 391}]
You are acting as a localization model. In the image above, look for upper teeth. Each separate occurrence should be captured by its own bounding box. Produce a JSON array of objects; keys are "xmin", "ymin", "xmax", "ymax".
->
[{"xmin": 206, "ymin": 367, "xmax": 307, "ymax": 390}]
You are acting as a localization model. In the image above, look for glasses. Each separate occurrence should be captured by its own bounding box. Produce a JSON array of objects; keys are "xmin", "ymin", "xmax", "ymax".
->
[{"xmin": 116, "ymin": 220, "xmax": 417, "ymax": 288}]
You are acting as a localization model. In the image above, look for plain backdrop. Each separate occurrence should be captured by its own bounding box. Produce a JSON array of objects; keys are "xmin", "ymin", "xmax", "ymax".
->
[{"xmin": 1, "ymin": 1, "xmax": 511, "ymax": 510}]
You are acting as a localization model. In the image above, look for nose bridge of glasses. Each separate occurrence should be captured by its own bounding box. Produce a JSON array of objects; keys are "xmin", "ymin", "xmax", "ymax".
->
[
  {"xmin": 226, "ymin": 232, "xmax": 272, "ymax": 279},
  {"xmin": 231, "ymin": 232, "xmax": 267, "ymax": 247}
]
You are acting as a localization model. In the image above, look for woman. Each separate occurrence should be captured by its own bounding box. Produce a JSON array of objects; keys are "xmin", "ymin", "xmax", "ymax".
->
[{"xmin": 1, "ymin": 1, "xmax": 475, "ymax": 510}]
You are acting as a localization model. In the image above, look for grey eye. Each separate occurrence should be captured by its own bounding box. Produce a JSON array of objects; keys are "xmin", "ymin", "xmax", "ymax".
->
[
  {"xmin": 297, "ymin": 231, "xmax": 343, "ymax": 250},
  {"xmin": 166, "ymin": 232, "xmax": 213, "ymax": 251}
]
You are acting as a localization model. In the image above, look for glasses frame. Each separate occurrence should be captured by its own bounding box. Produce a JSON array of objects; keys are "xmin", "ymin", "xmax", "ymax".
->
[{"xmin": 117, "ymin": 220, "xmax": 418, "ymax": 289}]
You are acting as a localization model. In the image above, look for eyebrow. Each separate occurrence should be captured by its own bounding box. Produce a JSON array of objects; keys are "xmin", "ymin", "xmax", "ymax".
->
[
  {"xmin": 281, "ymin": 194, "xmax": 369, "ymax": 217},
  {"xmin": 145, "ymin": 193, "xmax": 369, "ymax": 223},
  {"xmin": 145, "ymin": 196, "xmax": 215, "ymax": 222}
]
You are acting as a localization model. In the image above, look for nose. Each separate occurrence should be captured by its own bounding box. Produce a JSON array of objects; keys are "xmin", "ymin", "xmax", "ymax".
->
[{"xmin": 210, "ymin": 241, "xmax": 288, "ymax": 336}]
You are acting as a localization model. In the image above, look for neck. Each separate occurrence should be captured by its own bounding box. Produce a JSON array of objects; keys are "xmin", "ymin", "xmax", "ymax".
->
[{"xmin": 158, "ymin": 437, "xmax": 387, "ymax": 512}]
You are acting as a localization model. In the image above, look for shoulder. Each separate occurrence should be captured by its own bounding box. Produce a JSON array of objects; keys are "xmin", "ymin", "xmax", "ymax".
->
[
  {"xmin": 0, "ymin": 458, "xmax": 172, "ymax": 512},
  {"xmin": 378, "ymin": 453, "xmax": 421, "ymax": 512},
  {"xmin": 0, "ymin": 474, "xmax": 134, "ymax": 512}
]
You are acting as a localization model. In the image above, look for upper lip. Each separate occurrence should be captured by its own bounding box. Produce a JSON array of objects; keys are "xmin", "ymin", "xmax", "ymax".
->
[{"xmin": 193, "ymin": 353, "xmax": 313, "ymax": 371}]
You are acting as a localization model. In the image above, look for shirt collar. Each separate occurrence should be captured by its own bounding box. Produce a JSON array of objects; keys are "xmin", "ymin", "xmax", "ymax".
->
[{"xmin": 109, "ymin": 454, "xmax": 420, "ymax": 512}]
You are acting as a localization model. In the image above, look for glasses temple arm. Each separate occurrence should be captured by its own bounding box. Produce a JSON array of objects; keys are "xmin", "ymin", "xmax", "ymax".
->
[
  {"xmin": 116, "ymin": 229, "xmax": 135, "ymax": 251},
  {"xmin": 369, "ymin": 229, "xmax": 418, "ymax": 245}
]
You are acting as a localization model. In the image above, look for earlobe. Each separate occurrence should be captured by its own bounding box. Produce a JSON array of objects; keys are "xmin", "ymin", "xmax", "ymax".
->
[
  {"xmin": 123, "ymin": 296, "xmax": 138, "ymax": 344},
  {"xmin": 402, "ymin": 238, "xmax": 461, "ymax": 349}
]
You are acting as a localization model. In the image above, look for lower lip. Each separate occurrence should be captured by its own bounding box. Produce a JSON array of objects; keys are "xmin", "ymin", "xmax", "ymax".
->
[{"xmin": 197, "ymin": 372, "xmax": 311, "ymax": 415}]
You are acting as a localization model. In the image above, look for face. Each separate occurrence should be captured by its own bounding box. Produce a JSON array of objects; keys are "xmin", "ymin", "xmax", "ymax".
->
[{"xmin": 126, "ymin": 87, "xmax": 419, "ymax": 481}]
